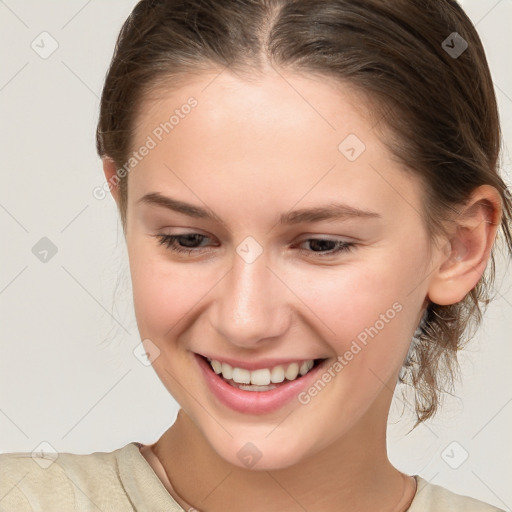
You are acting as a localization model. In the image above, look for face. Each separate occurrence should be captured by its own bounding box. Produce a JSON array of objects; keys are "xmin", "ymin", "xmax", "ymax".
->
[{"xmin": 122, "ymin": 68, "xmax": 435, "ymax": 470}]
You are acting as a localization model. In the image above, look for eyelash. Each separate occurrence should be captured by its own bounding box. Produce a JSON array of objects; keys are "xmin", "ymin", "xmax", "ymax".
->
[{"xmin": 153, "ymin": 233, "xmax": 356, "ymax": 259}]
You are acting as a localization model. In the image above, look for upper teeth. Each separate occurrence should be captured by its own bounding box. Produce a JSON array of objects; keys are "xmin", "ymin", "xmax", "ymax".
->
[{"xmin": 208, "ymin": 359, "xmax": 315, "ymax": 386}]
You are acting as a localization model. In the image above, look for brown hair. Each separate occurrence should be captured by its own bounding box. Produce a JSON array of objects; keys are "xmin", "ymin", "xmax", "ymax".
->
[{"xmin": 96, "ymin": 0, "xmax": 512, "ymax": 423}]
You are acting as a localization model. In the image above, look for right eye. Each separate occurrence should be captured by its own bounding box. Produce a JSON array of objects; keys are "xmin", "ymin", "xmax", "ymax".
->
[{"xmin": 153, "ymin": 233, "xmax": 216, "ymax": 256}]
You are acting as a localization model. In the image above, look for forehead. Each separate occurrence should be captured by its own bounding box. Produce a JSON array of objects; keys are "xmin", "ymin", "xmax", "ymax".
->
[
  {"xmin": 128, "ymin": 68, "xmax": 422, "ymax": 228},
  {"xmin": 135, "ymin": 67, "xmax": 375, "ymax": 155}
]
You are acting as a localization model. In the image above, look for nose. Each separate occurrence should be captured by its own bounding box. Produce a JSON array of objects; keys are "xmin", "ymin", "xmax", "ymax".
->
[{"xmin": 209, "ymin": 249, "xmax": 291, "ymax": 349}]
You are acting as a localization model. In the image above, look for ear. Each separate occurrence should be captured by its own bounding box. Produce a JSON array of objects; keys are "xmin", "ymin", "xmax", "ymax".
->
[
  {"xmin": 102, "ymin": 157, "xmax": 121, "ymax": 205},
  {"xmin": 427, "ymin": 185, "xmax": 503, "ymax": 306}
]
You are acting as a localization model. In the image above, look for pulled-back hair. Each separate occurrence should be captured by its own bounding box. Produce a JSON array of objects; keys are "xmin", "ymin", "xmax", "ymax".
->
[{"xmin": 96, "ymin": 0, "xmax": 512, "ymax": 423}]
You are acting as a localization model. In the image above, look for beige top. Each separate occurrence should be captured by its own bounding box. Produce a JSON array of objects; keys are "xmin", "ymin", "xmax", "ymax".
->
[{"xmin": 0, "ymin": 442, "xmax": 504, "ymax": 511}]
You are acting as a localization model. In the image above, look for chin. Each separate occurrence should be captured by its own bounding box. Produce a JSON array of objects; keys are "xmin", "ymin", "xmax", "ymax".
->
[{"xmin": 207, "ymin": 429, "xmax": 318, "ymax": 471}]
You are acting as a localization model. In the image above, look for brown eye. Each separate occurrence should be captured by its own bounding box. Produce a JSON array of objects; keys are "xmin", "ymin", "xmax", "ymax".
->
[
  {"xmin": 296, "ymin": 238, "xmax": 356, "ymax": 258},
  {"xmin": 153, "ymin": 233, "xmax": 214, "ymax": 255}
]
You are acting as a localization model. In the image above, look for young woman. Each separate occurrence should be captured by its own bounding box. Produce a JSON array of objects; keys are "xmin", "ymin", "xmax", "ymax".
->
[{"xmin": 1, "ymin": 0, "xmax": 510, "ymax": 510}]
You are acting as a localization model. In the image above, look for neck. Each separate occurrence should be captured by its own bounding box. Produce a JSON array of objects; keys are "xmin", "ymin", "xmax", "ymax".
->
[{"xmin": 152, "ymin": 394, "xmax": 415, "ymax": 512}]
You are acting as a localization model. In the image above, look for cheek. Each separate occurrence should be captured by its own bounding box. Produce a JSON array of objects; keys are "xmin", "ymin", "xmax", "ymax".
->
[
  {"xmin": 129, "ymin": 231, "xmax": 424, "ymax": 357},
  {"xmin": 128, "ymin": 245, "xmax": 218, "ymax": 337},
  {"xmin": 286, "ymin": 257, "xmax": 416, "ymax": 366},
  {"xmin": 291, "ymin": 264, "xmax": 401, "ymax": 330}
]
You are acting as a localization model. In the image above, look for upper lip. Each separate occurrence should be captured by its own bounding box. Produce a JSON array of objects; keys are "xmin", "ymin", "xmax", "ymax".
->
[{"xmin": 196, "ymin": 352, "xmax": 325, "ymax": 371}]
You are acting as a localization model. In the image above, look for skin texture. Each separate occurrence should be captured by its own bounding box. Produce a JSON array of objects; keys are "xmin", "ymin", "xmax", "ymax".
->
[{"xmin": 103, "ymin": 67, "xmax": 502, "ymax": 512}]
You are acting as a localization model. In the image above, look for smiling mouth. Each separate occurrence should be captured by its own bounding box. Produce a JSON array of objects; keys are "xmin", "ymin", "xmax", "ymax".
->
[{"xmin": 200, "ymin": 355, "xmax": 326, "ymax": 392}]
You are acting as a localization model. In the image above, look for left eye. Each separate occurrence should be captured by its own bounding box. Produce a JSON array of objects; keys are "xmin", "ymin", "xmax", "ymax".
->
[
  {"xmin": 153, "ymin": 233, "xmax": 356, "ymax": 258},
  {"xmin": 295, "ymin": 238, "xmax": 356, "ymax": 258}
]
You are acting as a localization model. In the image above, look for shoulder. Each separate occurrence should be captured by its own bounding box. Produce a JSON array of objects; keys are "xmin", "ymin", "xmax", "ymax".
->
[
  {"xmin": 409, "ymin": 476, "xmax": 505, "ymax": 512},
  {"xmin": 0, "ymin": 443, "xmax": 136, "ymax": 512}
]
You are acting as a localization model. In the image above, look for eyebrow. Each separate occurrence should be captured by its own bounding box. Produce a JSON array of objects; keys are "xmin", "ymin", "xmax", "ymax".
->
[{"xmin": 137, "ymin": 192, "xmax": 381, "ymax": 225}]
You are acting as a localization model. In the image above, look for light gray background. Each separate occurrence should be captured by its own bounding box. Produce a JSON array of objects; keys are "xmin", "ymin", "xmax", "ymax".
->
[{"xmin": 0, "ymin": 0, "xmax": 511, "ymax": 509}]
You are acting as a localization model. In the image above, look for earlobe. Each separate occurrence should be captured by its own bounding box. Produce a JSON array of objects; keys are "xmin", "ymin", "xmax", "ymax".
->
[
  {"xmin": 426, "ymin": 185, "xmax": 502, "ymax": 306},
  {"xmin": 102, "ymin": 157, "xmax": 121, "ymax": 204}
]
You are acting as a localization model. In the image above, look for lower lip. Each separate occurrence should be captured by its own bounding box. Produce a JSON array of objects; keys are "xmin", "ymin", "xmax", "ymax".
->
[{"xmin": 195, "ymin": 354, "xmax": 329, "ymax": 414}]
